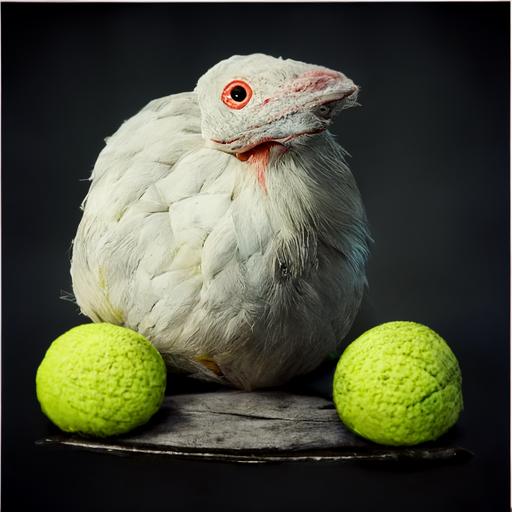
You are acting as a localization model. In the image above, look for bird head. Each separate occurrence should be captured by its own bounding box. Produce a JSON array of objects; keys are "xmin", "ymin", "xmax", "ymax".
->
[{"xmin": 195, "ymin": 54, "xmax": 358, "ymax": 161}]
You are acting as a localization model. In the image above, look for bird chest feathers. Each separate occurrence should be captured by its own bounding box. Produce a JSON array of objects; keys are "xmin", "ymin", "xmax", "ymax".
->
[{"xmin": 71, "ymin": 54, "xmax": 370, "ymax": 390}]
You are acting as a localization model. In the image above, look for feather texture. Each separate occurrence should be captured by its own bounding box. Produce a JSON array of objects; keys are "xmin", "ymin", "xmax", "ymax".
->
[{"xmin": 71, "ymin": 54, "xmax": 370, "ymax": 390}]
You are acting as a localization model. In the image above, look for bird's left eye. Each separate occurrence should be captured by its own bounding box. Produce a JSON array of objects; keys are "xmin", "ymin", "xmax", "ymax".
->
[{"xmin": 221, "ymin": 80, "xmax": 253, "ymax": 109}]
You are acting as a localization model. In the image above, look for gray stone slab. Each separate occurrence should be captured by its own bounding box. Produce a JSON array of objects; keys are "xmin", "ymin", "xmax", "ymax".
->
[{"xmin": 37, "ymin": 391, "xmax": 471, "ymax": 463}]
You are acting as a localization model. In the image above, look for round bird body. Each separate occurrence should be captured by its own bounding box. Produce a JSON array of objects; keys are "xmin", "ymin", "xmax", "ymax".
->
[{"xmin": 71, "ymin": 54, "xmax": 370, "ymax": 390}]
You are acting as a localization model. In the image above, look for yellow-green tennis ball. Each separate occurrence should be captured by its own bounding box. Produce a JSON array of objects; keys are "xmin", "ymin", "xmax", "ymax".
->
[
  {"xmin": 333, "ymin": 321, "xmax": 463, "ymax": 446},
  {"xmin": 36, "ymin": 323, "xmax": 166, "ymax": 437}
]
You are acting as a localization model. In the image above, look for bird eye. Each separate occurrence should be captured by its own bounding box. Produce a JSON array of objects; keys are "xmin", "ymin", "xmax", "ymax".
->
[{"xmin": 221, "ymin": 80, "xmax": 253, "ymax": 109}]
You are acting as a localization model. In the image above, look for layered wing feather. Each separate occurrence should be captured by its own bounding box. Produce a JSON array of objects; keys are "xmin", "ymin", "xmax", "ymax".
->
[{"xmin": 71, "ymin": 92, "xmax": 213, "ymax": 328}]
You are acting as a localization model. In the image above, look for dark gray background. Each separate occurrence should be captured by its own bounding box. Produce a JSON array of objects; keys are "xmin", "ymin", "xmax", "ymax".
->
[{"xmin": 2, "ymin": 2, "xmax": 509, "ymax": 511}]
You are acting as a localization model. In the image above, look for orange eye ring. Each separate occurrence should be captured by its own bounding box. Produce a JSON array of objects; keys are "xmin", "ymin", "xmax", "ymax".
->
[{"xmin": 221, "ymin": 80, "xmax": 253, "ymax": 110}]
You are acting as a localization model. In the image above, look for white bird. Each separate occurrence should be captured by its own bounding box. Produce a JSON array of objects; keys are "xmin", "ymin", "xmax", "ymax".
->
[{"xmin": 71, "ymin": 54, "xmax": 370, "ymax": 390}]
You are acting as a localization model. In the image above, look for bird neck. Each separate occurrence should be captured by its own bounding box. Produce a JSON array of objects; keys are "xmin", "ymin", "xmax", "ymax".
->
[{"xmin": 231, "ymin": 132, "xmax": 368, "ymax": 276}]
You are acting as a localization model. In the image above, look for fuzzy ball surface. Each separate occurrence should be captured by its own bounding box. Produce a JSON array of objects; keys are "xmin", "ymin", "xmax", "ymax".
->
[
  {"xmin": 333, "ymin": 321, "xmax": 463, "ymax": 446},
  {"xmin": 36, "ymin": 323, "xmax": 166, "ymax": 437}
]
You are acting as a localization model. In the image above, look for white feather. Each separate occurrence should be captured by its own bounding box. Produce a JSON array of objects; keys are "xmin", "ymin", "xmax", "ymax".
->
[{"xmin": 71, "ymin": 54, "xmax": 370, "ymax": 390}]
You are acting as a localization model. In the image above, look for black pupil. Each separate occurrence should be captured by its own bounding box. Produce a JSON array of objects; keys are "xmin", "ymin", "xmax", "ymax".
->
[{"xmin": 230, "ymin": 86, "xmax": 247, "ymax": 102}]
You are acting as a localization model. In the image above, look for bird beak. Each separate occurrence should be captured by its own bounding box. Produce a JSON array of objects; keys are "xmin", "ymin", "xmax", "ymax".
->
[{"xmin": 287, "ymin": 68, "xmax": 359, "ymax": 115}]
